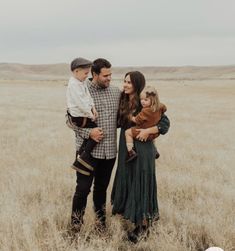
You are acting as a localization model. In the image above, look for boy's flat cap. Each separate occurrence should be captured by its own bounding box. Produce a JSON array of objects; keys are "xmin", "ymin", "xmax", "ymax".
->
[{"xmin": 71, "ymin": 57, "xmax": 92, "ymax": 71}]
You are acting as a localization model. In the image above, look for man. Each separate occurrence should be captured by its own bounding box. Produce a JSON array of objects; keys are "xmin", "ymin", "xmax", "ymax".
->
[{"xmin": 71, "ymin": 58, "xmax": 170, "ymax": 232}]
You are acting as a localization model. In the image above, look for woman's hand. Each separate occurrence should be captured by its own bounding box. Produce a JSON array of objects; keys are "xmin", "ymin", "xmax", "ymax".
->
[
  {"xmin": 135, "ymin": 129, "xmax": 149, "ymax": 142},
  {"xmin": 136, "ymin": 127, "xmax": 159, "ymax": 142},
  {"xmin": 90, "ymin": 128, "xmax": 104, "ymax": 142}
]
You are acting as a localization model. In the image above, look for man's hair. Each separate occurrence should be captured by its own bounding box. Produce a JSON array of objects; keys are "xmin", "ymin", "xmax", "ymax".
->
[{"xmin": 91, "ymin": 58, "xmax": 111, "ymax": 76}]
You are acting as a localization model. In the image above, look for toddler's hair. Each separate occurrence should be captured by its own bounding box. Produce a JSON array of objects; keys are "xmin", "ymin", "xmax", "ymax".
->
[{"xmin": 140, "ymin": 85, "xmax": 160, "ymax": 112}]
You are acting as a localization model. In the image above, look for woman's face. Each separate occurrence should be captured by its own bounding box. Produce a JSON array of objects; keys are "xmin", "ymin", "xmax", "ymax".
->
[{"xmin": 123, "ymin": 75, "xmax": 135, "ymax": 95}]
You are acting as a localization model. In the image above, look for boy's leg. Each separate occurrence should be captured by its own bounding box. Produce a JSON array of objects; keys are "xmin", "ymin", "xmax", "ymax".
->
[
  {"xmin": 77, "ymin": 118, "xmax": 97, "ymax": 154},
  {"xmin": 82, "ymin": 138, "xmax": 97, "ymax": 153},
  {"xmin": 70, "ymin": 115, "xmax": 84, "ymax": 127},
  {"xmin": 77, "ymin": 119, "xmax": 97, "ymax": 168},
  {"xmin": 78, "ymin": 139, "xmax": 88, "ymax": 155}
]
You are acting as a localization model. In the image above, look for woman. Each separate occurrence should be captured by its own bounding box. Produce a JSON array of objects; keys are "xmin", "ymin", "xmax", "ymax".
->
[{"xmin": 111, "ymin": 71, "xmax": 165, "ymax": 243}]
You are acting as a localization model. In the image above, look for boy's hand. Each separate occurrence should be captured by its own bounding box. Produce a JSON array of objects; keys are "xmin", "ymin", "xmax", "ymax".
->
[{"xmin": 92, "ymin": 107, "xmax": 98, "ymax": 121}]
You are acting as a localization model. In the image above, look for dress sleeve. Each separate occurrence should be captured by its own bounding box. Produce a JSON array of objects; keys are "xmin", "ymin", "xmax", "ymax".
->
[{"xmin": 157, "ymin": 113, "xmax": 170, "ymax": 135}]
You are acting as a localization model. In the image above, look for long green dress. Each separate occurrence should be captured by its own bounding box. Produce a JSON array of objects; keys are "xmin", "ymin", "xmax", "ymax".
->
[{"xmin": 111, "ymin": 128, "xmax": 159, "ymax": 225}]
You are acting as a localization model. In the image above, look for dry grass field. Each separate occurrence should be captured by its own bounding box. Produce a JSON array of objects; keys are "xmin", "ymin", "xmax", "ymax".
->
[{"xmin": 0, "ymin": 78, "xmax": 234, "ymax": 251}]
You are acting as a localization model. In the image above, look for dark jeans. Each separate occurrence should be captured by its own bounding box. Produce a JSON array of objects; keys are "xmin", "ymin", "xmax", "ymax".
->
[
  {"xmin": 70, "ymin": 115, "xmax": 97, "ymax": 128},
  {"xmin": 71, "ymin": 157, "xmax": 116, "ymax": 228}
]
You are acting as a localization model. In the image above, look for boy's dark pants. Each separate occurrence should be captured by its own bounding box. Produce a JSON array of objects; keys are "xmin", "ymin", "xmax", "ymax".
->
[
  {"xmin": 70, "ymin": 114, "xmax": 97, "ymax": 154},
  {"xmin": 71, "ymin": 157, "xmax": 116, "ymax": 229}
]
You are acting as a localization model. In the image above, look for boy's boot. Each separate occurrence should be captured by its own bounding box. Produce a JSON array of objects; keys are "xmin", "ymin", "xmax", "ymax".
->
[
  {"xmin": 71, "ymin": 158, "xmax": 94, "ymax": 176},
  {"xmin": 77, "ymin": 151, "xmax": 95, "ymax": 170},
  {"xmin": 77, "ymin": 138, "xmax": 97, "ymax": 169}
]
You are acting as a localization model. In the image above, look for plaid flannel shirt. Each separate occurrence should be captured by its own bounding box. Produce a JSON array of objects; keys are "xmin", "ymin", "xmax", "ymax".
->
[{"xmin": 75, "ymin": 79, "xmax": 121, "ymax": 159}]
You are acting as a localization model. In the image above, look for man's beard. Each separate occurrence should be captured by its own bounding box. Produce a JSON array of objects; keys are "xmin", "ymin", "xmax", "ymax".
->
[{"xmin": 97, "ymin": 81, "xmax": 109, "ymax": 89}]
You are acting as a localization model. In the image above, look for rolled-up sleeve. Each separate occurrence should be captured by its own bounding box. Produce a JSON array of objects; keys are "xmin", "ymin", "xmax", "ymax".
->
[{"xmin": 75, "ymin": 128, "xmax": 91, "ymax": 139}]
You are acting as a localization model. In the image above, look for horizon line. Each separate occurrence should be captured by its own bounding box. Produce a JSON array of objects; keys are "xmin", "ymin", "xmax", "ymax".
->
[{"xmin": 0, "ymin": 62, "xmax": 235, "ymax": 68}]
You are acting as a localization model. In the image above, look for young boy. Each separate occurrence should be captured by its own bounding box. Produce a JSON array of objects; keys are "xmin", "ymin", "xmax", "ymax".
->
[{"xmin": 66, "ymin": 57, "xmax": 98, "ymax": 174}]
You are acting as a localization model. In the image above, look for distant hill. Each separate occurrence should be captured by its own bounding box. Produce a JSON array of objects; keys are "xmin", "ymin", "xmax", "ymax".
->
[
  {"xmin": 0, "ymin": 63, "xmax": 68, "ymax": 81},
  {"xmin": 0, "ymin": 63, "xmax": 235, "ymax": 81}
]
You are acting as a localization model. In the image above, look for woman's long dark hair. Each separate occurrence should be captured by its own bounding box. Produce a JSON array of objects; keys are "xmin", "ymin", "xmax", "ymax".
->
[{"xmin": 118, "ymin": 71, "xmax": 146, "ymax": 128}]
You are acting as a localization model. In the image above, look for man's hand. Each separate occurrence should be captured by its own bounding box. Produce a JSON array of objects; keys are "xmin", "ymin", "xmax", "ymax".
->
[{"xmin": 90, "ymin": 128, "xmax": 104, "ymax": 142}]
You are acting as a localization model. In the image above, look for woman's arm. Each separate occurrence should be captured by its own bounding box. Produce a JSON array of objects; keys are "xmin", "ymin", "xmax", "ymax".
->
[
  {"xmin": 156, "ymin": 113, "xmax": 170, "ymax": 135},
  {"xmin": 136, "ymin": 114, "xmax": 170, "ymax": 141}
]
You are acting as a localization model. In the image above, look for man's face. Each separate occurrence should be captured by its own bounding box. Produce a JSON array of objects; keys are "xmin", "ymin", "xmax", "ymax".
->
[{"xmin": 94, "ymin": 68, "xmax": 112, "ymax": 88}]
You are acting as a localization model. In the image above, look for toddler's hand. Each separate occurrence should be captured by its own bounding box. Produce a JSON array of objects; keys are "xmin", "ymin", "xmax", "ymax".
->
[{"xmin": 129, "ymin": 115, "xmax": 136, "ymax": 123}]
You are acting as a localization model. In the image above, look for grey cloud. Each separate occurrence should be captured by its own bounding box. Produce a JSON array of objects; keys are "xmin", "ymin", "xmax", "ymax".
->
[{"xmin": 0, "ymin": 0, "xmax": 235, "ymax": 65}]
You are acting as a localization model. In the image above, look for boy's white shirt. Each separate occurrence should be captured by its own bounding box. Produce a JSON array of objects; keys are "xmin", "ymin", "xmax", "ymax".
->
[{"xmin": 66, "ymin": 76, "xmax": 94, "ymax": 118}]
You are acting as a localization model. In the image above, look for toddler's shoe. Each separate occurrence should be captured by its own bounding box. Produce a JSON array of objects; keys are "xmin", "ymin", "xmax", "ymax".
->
[
  {"xmin": 155, "ymin": 147, "xmax": 160, "ymax": 159},
  {"xmin": 126, "ymin": 149, "xmax": 138, "ymax": 163}
]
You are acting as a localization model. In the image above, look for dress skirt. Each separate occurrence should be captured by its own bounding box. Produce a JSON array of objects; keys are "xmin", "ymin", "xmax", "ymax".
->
[{"xmin": 111, "ymin": 129, "xmax": 159, "ymax": 225}]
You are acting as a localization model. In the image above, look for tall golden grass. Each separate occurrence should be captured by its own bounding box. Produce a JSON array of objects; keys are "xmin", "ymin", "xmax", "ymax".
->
[{"xmin": 0, "ymin": 79, "xmax": 234, "ymax": 251}]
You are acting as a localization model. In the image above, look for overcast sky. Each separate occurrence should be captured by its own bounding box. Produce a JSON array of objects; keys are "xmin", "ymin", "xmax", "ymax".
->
[{"xmin": 0, "ymin": 0, "xmax": 235, "ymax": 66}]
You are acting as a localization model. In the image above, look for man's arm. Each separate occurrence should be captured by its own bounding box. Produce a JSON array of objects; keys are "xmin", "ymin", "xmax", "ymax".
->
[
  {"xmin": 75, "ymin": 128, "xmax": 92, "ymax": 140},
  {"xmin": 136, "ymin": 114, "xmax": 170, "ymax": 141}
]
